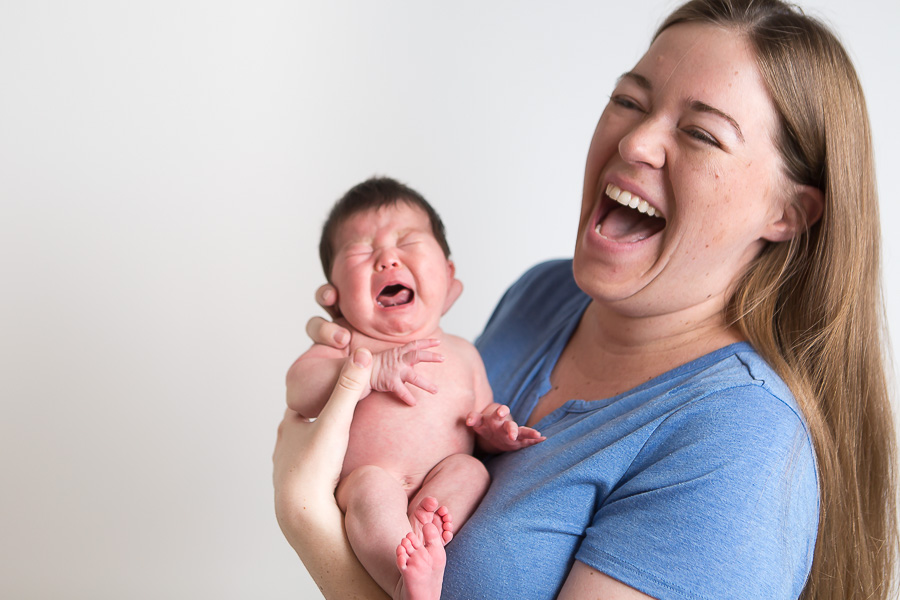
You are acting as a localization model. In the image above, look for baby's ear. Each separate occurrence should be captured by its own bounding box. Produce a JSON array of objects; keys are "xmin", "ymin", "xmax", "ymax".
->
[
  {"xmin": 442, "ymin": 260, "xmax": 462, "ymax": 316},
  {"xmin": 763, "ymin": 184, "xmax": 824, "ymax": 242}
]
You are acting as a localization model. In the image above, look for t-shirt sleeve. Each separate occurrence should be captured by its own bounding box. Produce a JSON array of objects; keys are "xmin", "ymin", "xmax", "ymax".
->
[{"xmin": 575, "ymin": 385, "xmax": 818, "ymax": 600}]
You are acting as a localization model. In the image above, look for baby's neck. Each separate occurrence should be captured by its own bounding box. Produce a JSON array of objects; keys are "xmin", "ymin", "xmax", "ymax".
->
[{"xmin": 347, "ymin": 326, "xmax": 445, "ymax": 353}]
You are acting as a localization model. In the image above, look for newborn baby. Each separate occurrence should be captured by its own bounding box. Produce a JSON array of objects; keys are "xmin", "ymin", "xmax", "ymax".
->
[{"xmin": 286, "ymin": 177, "xmax": 543, "ymax": 600}]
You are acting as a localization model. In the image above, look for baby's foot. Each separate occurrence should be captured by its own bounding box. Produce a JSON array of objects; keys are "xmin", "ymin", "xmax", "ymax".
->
[
  {"xmin": 395, "ymin": 522, "xmax": 446, "ymax": 600},
  {"xmin": 410, "ymin": 496, "xmax": 453, "ymax": 545}
]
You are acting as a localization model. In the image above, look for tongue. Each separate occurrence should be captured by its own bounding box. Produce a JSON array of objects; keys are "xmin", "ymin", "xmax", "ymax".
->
[
  {"xmin": 598, "ymin": 206, "xmax": 665, "ymax": 243},
  {"xmin": 376, "ymin": 286, "xmax": 413, "ymax": 307}
]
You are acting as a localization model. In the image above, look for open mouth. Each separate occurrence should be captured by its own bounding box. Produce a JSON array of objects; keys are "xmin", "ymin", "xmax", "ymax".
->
[
  {"xmin": 376, "ymin": 284, "xmax": 414, "ymax": 308},
  {"xmin": 594, "ymin": 183, "xmax": 666, "ymax": 243}
]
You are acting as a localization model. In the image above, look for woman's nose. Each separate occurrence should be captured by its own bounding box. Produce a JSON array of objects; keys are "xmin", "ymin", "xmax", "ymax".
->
[{"xmin": 618, "ymin": 116, "xmax": 667, "ymax": 169}]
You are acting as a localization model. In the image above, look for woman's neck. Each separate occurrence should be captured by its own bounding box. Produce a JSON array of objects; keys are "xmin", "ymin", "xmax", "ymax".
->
[
  {"xmin": 527, "ymin": 297, "xmax": 746, "ymax": 427},
  {"xmin": 561, "ymin": 300, "xmax": 743, "ymax": 399}
]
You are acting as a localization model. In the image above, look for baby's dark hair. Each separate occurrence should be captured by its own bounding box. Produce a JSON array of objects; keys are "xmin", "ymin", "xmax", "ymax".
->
[{"xmin": 319, "ymin": 177, "xmax": 451, "ymax": 281}]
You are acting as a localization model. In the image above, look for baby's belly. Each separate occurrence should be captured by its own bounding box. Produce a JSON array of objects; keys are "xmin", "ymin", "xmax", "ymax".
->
[{"xmin": 342, "ymin": 390, "xmax": 475, "ymax": 491}]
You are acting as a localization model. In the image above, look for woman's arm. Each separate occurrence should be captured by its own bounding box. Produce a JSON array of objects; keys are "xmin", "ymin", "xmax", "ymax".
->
[
  {"xmin": 558, "ymin": 562, "xmax": 655, "ymax": 599},
  {"xmin": 273, "ymin": 348, "xmax": 389, "ymax": 600}
]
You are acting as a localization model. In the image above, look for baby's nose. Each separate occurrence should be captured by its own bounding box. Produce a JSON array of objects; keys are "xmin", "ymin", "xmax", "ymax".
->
[{"xmin": 376, "ymin": 250, "xmax": 401, "ymax": 271}]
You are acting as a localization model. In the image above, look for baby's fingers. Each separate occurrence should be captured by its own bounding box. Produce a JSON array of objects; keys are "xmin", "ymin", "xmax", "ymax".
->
[
  {"xmin": 405, "ymin": 350, "xmax": 444, "ymax": 365},
  {"xmin": 404, "ymin": 371, "xmax": 438, "ymax": 395},
  {"xmin": 465, "ymin": 411, "xmax": 484, "ymax": 428},
  {"xmin": 517, "ymin": 426, "xmax": 545, "ymax": 440},
  {"xmin": 392, "ymin": 383, "xmax": 419, "ymax": 407},
  {"xmin": 503, "ymin": 419, "xmax": 519, "ymax": 441},
  {"xmin": 487, "ymin": 403, "xmax": 511, "ymax": 424},
  {"xmin": 412, "ymin": 338, "xmax": 441, "ymax": 350},
  {"xmin": 400, "ymin": 339, "xmax": 444, "ymax": 365}
]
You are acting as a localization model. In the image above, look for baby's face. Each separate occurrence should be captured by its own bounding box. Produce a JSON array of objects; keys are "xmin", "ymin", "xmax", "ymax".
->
[{"xmin": 330, "ymin": 202, "xmax": 455, "ymax": 342}]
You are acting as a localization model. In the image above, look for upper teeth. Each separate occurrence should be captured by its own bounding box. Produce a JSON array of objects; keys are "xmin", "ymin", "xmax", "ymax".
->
[{"xmin": 606, "ymin": 183, "xmax": 658, "ymax": 217}]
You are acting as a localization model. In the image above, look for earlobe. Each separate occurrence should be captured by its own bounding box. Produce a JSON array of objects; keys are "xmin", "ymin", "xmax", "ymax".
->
[{"xmin": 764, "ymin": 184, "xmax": 824, "ymax": 242}]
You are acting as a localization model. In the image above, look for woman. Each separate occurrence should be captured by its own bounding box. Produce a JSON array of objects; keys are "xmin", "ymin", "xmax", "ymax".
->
[{"xmin": 274, "ymin": 0, "xmax": 897, "ymax": 598}]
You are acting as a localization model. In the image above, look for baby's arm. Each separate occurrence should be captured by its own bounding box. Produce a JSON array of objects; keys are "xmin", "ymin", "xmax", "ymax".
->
[
  {"xmin": 286, "ymin": 343, "xmax": 355, "ymax": 419},
  {"xmin": 466, "ymin": 352, "xmax": 545, "ymax": 453},
  {"xmin": 286, "ymin": 338, "xmax": 446, "ymax": 417}
]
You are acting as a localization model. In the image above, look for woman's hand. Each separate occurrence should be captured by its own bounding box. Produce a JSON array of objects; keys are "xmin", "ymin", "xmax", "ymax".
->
[
  {"xmin": 306, "ymin": 278, "xmax": 464, "ymax": 349},
  {"xmin": 306, "ymin": 284, "xmax": 351, "ymax": 349},
  {"xmin": 273, "ymin": 348, "xmax": 389, "ymax": 599}
]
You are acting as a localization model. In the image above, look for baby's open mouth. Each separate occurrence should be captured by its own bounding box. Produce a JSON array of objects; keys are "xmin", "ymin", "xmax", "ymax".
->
[
  {"xmin": 376, "ymin": 284, "xmax": 414, "ymax": 308},
  {"xmin": 595, "ymin": 183, "xmax": 666, "ymax": 243}
]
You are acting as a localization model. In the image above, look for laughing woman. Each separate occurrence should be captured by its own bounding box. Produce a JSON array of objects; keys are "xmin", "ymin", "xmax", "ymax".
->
[{"xmin": 273, "ymin": 0, "xmax": 898, "ymax": 598}]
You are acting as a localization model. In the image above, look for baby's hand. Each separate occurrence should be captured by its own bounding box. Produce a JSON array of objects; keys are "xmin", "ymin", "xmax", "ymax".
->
[
  {"xmin": 466, "ymin": 403, "xmax": 545, "ymax": 454},
  {"xmin": 371, "ymin": 339, "xmax": 444, "ymax": 406}
]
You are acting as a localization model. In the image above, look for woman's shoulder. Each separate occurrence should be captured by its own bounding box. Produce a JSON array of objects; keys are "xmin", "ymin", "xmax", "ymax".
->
[
  {"xmin": 678, "ymin": 345, "xmax": 805, "ymax": 428},
  {"xmin": 650, "ymin": 345, "xmax": 817, "ymax": 476},
  {"xmin": 577, "ymin": 353, "xmax": 819, "ymax": 600}
]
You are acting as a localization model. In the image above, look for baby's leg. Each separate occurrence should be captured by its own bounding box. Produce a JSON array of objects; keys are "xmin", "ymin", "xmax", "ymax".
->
[
  {"xmin": 409, "ymin": 453, "xmax": 490, "ymax": 542},
  {"xmin": 394, "ymin": 455, "xmax": 490, "ymax": 600},
  {"xmin": 336, "ymin": 465, "xmax": 416, "ymax": 595}
]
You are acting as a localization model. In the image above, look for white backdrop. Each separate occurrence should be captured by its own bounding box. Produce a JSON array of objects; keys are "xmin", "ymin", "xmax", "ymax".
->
[{"xmin": 1, "ymin": 1, "xmax": 897, "ymax": 598}]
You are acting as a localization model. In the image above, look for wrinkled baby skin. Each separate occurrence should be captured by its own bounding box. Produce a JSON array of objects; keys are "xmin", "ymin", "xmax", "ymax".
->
[
  {"xmin": 326, "ymin": 201, "xmax": 483, "ymax": 481},
  {"xmin": 330, "ymin": 202, "xmax": 456, "ymax": 344}
]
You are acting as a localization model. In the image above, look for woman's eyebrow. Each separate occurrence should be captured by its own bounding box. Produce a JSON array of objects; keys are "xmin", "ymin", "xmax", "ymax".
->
[
  {"xmin": 689, "ymin": 99, "xmax": 745, "ymax": 143},
  {"xmin": 616, "ymin": 71, "xmax": 652, "ymax": 90},
  {"xmin": 617, "ymin": 71, "xmax": 745, "ymax": 143}
]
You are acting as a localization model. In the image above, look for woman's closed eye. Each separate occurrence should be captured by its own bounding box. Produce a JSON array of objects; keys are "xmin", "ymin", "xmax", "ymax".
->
[
  {"xmin": 610, "ymin": 94, "xmax": 646, "ymax": 112},
  {"xmin": 682, "ymin": 127, "xmax": 722, "ymax": 148}
]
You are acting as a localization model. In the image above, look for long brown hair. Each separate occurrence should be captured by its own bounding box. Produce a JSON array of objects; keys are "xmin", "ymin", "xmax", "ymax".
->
[{"xmin": 657, "ymin": 1, "xmax": 898, "ymax": 598}]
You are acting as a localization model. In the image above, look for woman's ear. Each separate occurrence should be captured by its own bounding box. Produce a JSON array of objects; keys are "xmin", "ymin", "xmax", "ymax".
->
[{"xmin": 763, "ymin": 184, "xmax": 824, "ymax": 242}]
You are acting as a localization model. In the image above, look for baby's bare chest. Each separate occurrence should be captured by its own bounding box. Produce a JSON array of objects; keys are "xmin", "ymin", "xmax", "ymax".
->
[
  {"xmin": 355, "ymin": 356, "xmax": 477, "ymax": 429},
  {"xmin": 343, "ymin": 348, "xmax": 479, "ymax": 477}
]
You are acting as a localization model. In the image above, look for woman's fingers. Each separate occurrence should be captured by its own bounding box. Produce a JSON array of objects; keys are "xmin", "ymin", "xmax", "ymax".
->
[
  {"xmin": 315, "ymin": 284, "xmax": 342, "ymax": 319},
  {"xmin": 318, "ymin": 348, "xmax": 373, "ymax": 426},
  {"xmin": 306, "ymin": 316, "xmax": 350, "ymax": 348}
]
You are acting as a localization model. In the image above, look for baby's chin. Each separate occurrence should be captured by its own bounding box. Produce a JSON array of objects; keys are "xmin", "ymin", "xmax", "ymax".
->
[{"xmin": 351, "ymin": 314, "xmax": 442, "ymax": 344}]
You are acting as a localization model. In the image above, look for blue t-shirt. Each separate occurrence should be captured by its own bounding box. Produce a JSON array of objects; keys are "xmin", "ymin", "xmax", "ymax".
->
[{"xmin": 442, "ymin": 260, "xmax": 818, "ymax": 600}]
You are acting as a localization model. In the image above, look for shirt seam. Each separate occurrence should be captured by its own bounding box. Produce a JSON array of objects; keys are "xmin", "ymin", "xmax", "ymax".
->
[{"xmin": 613, "ymin": 380, "xmax": 813, "ymax": 506}]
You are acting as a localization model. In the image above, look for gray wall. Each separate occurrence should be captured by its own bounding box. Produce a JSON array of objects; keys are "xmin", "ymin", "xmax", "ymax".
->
[{"xmin": 2, "ymin": 0, "xmax": 897, "ymax": 597}]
